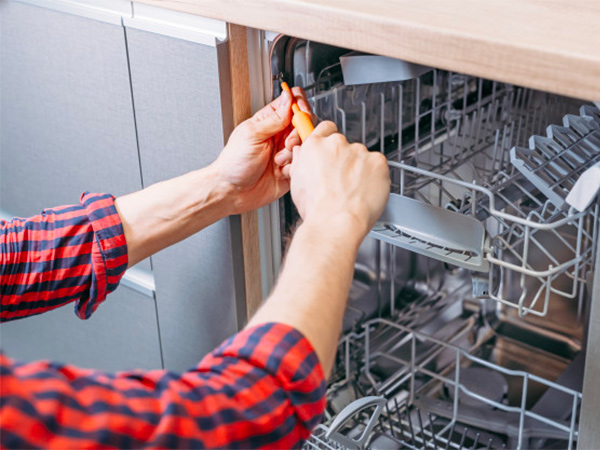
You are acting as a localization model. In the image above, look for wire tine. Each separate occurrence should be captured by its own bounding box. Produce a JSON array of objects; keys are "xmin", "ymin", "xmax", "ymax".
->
[
  {"xmin": 428, "ymin": 413, "xmax": 439, "ymax": 450},
  {"xmin": 472, "ymin": 432, "xmax": 480, "ymax": 449},
  {"xmin": 485, "ymin": 438, "xmax": 492, "ymax": 450},
  {"xmin": 405, "ymin": 407, "xmax": 417, "ymax": 445},
  {"xmin": 378, "ymin": 415, "xmax": 387, "ymax": 439},
  {"xmin": 445, "ymin": 422, "xmax": 456, "ymax": 450},
  {"xmin": 458, "ymin": 428, "xmax": 468, "ymax": 450},
  {"xmin": 416, "ymin": 408, "xmax": 429, "ymax": 448},
  {"xmin": 393, "ymin": 398, "xmax": 407, "ymax": 439},
  {"xmin": 385, "ymin": 403, "xmax": 397, "ymax": 438}
]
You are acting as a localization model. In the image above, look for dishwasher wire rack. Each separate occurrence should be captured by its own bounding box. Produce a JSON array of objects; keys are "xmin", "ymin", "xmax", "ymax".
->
[
  {"xmin": 306, "ymin": 318, "xmax": 582, "ymax": 450},
  {"xmin": 308, "ymin": 69, "xmax": 598, "ymax": 318},
  {"xmin": 301, "ymin": 64, "xmax": 589, "ymax": 450},
  {"xmin": 306, "ymin": 398, "xmax": 504, "ymax": 450},
  {"xmin": 380, "ymin": 159, "xmax": 598, "ymax": 318},
  {"xmin": 510, "ymin": 105, "xmax": 600, "ymax": 210},
  {"xmin": 308, "ymin": 69, "xmax": 573, "ymax": 168}
]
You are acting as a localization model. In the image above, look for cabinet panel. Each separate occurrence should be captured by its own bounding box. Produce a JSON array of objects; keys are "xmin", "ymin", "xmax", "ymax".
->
[
  {"xmin": 1, "ymin": 287, "xmax": 163, "ymax": 371},
  {"xmin": 0, "ymin": 2, "xmax": 143, "ymax": 213},
  {"xmin": 0, "ymin": 2, "xmax": 160, "ymax": 372},
  {"xmin": 125, "ymin": 28, "xmax": 243, "ymax": 372},
  {"xmin": 0, "ymin": 2, "xmax": 151, "ymax": 273}
]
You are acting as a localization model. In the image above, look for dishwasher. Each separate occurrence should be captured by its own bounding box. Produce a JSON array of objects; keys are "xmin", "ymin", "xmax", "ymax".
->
[{"xmin": 258, "ymin": 35, "xmax": 600, "ymax": 450}]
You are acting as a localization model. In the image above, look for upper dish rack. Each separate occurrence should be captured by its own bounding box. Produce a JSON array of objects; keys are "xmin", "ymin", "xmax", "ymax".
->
[{"xmin": 308, "ymin": 70, "xmax": 599, "ymax": 318}]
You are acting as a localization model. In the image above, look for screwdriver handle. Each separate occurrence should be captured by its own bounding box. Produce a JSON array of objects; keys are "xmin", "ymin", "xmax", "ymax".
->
[{"xmin": 281, "ymin": 82, "xmax": 315, "ymax": 142}]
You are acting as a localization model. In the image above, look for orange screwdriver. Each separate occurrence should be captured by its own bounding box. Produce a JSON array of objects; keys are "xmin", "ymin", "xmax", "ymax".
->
[{"xmin": 281, "ymin": 82, "xmax": 314, "ymax": 142}]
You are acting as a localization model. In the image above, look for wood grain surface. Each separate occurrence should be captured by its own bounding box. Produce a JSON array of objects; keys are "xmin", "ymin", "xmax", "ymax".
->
[
  {"xmin": 136, "ymin": 0, "xmax": 600, "ymax": 101},
  {"xmin": 227, "ymin": 23, "xmax": 264, "ymax": 322}
]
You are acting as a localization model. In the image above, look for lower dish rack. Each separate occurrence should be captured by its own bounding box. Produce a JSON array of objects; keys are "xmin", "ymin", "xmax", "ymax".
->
[
  {"xmin": 305, "ymin": 316, "xmax": 582, "ymax": 450},
  {"xmin": 307, "ymin": 397, "xmax": 502, "ymax": 450}
]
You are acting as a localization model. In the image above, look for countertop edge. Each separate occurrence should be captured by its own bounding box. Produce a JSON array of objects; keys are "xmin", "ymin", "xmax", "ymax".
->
[{"xmin": 133, "ymin": 0, "xmax": 600, "ymax": 102}]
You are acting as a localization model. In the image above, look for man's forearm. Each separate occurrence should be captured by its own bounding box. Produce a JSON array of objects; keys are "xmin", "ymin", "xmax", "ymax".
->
[
  {"xmin": 115, "ymin": 165, "xmax": 235, "ymax": 267},
  {"xmin": 247, "ymin": 216, "xmax": 364, "ymax": 376}
]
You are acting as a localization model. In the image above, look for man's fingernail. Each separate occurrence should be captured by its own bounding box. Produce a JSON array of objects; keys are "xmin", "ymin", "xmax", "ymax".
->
[{"xmin": 281, "ymin": 90, "xmax": 291, "ymax": 104}]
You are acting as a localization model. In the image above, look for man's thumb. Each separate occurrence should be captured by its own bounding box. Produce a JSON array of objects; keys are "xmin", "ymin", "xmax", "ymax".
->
[{"xmin": 251, "ymin": 91, "xmax": 292, "ymax": 139}]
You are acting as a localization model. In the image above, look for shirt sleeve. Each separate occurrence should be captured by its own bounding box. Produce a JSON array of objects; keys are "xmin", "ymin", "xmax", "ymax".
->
[
  {"xmin": 0, "ymin": 322, "xmax": 327, "ymax": 449},
  {"xmin": 0, "ymin": 192, "xmax": 128, "ymax": 322}
]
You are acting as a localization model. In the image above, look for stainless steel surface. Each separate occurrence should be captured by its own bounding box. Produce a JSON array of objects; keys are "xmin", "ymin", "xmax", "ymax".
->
[
  {"xmin": 313, "ymin": 255, "xmax": 585, "ymax": 449},
  {"xmin": 285, "ymin": 40, "xmax": 598, "ymax": 318},
  {"xmin": 303, "ymin": 59, "xmax": 598, "ymax": 318},
  {"xmin": 249, "ymin": 29, "xmax": 285, "ymax": 299},
  {"xmin": 577, "ymin": 239, "xmax": 600, "ymax": 448}
]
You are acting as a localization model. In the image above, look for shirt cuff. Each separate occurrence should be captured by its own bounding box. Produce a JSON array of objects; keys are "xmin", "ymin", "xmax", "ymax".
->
[
  {"xmin": 74, "ymin": 192, "xmax": 128, "ymax": 319},
  {"xmin": 205, "ymin": 322, "xmax": 327, "ymax": 441}
]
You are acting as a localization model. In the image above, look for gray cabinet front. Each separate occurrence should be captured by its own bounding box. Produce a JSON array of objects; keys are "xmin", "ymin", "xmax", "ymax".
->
[
  {"xmin": 0, "ymin": 2, "xmax": 160, "ymax": 370},
  {"xmin": 125, "ymin": 27, "xmax": 244, "ymax": 372},
  {"xmin": 0, "ymin": 2, "xmax": 142, "ymax": 215},
  {"xmin": 1, "ymin": 287, "xmax": 163, "ymax": 372}
]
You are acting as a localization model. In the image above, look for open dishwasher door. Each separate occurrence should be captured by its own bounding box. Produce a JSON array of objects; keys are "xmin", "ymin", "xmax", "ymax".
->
[{"xmin": 248, "ymin": 33, "xmax": 599, "ymax": 449}]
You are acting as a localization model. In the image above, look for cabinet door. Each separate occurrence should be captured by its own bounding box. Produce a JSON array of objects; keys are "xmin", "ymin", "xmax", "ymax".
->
[
  {"xmin": 0, "ymin": 2, "xmax": 143, "ymax": 216},
  {"xmin": 0, "ymin": 2, "xmax": 160, "ymax": 370},
  {"xmin": 1, "ymin": 286, "xmax": 163, "ymax": 371},
  {"xmin": 125, "ymin": 25, "xmax": 245, "ymax": 372}
]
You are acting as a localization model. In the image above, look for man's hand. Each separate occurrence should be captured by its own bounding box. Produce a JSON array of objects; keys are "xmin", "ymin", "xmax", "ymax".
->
[
  {"xmin": 286, "ymin": 121, "xmax": 390, "ymax": 242},
  {"xmin": 116, "ymin": 89, "xmax": 312, "ymax": 267},
  {"xmin": 248, "ymin": 121, "xmax": 390, "ymax": 375},
  {"xmin": 212, "ymin": 88, "xmax": 312, "ymax": 215}
]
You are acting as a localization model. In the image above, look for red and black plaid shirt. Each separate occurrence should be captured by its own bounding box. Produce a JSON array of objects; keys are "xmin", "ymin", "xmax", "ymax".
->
[{"xmin": 0, "ymin": 193, "xmax": 326, "ymax": 448}]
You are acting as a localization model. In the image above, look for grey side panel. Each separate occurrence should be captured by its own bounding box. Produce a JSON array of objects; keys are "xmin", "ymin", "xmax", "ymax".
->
[
  {"xmin": 1, "ymin": 287, "xmax": 162, "ymax": 371},
  {"xmin": 577, "ymin": 241, "xmax": 600, "ymax": 448},
  {"xmin": 125, "ymin": 28, "xmax": 240, "ymax": 372}
]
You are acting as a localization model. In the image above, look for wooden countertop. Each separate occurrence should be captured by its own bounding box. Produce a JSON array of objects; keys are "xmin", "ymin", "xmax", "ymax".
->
[{"xmin": 136, "ymin": 0, "xmax": 600, "ymax": 101}]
